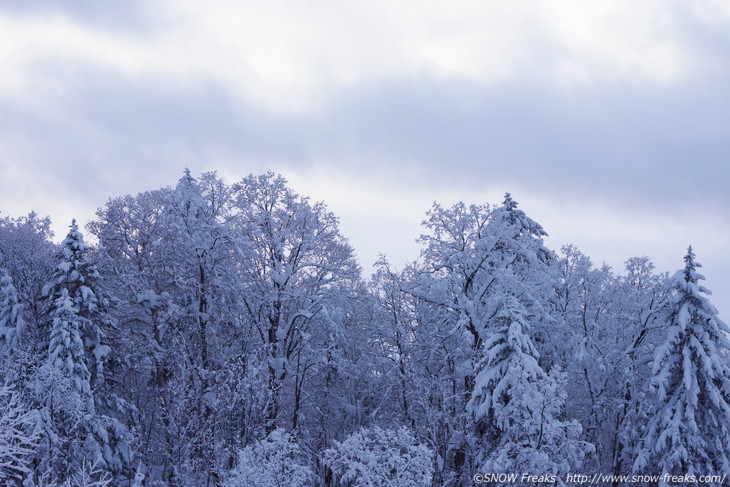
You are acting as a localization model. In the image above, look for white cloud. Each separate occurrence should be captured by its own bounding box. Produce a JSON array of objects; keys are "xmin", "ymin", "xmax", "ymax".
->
[
  {"xmin": 1, "ymin": 0, "xmax": 728, "ymax": 316},
  {"xmin": 1, "ymin": 0, "xmax": 725, "ymax": 112},
  {"xmin": 544, "ymin": 1, "xmax": 687, "ymax": 83}
]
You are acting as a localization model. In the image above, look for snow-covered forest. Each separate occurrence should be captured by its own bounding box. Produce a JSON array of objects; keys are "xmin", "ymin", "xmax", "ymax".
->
[{"xmin": 0, "ymin": 170, "xmax": 728, "ymax": 487}]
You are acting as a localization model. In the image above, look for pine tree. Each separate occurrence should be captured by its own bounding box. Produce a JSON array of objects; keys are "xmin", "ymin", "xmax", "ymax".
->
[
  {"xmin": 44, "ymin": 220, "xmax": 109, "ymax": 386},
  {"xmin": 0, "ymin": 270, "xmax": 25, "ymax": 357},
  {"xmin": 48, "ymin": 288, "xmax": 92, "ymax": 403},
  {"xmin": 485, "ymin": 193, "xmax": 559, "ymax": 366},
  {"xmin": 37, "ymin": 220, "xmax": 129, "ymax": 482},
  {"xmin": 467, "ymin": 295, "xmax": 541, "ymax": 425},
  {"xmin": 467, "ymin": 295, "xmax": 591, "ymax": 481},
  {"xmin": 633, "ymin": 247, "xmax": 730, "ymax": 481}
]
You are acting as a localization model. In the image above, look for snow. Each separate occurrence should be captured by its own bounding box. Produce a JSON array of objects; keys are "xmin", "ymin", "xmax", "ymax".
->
[{"xmin": 1, "ymin": 171, "xmax": 728, "ymax": 485}]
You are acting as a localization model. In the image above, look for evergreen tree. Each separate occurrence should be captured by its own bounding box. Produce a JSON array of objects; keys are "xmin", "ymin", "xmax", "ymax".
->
[
  {"xmin": 467, "ymin": 295, "xmax": 541, "ymax": 426},
  {"xmin": 468, "ymin": 295, "xmax": 591, "ymax": 481},
  {"xmin": 633, "ymin": 247, "xmax": 730, "ymax": 481},
  {"xmin": 47, "ymin": 288, "xmax": 92, "ymax": 403},
  {"xmin": 413, "ymin": 193, "xmax": 560, "ymax": 481},
  {"xmin": 0, "ymin": 270, "xmax": 25, "ymax": 357},
  {"xmin": 36, "ymin": 220, "xmax": 129, "ymax": 482},
  {"xmin": 484, "ymin": 193, "xmax": 558, "ymax": 367},
  {"xmin": 43, "ymin": 220, "xmax": 109, "ymax": 385}
]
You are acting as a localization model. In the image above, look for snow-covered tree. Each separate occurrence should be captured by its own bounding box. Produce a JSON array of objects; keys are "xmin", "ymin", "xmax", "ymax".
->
[
  {"xmin": 47, "ymin": 289, "xmax": 92, "ymax": 402},
  {"xmin": 43, "ymin": 220, "xmax": 110, "ymax": 386},
  {"xmin": 468, "ymin": 295, "xmax": 591, "ymax": 480},
  {"xmin": 89, "ymin": 187, "xmax": 181, "ymax": 480},
  {"xmin": 4, "ymin": 170, "xmax": 727, "ymax": 486},
  {"xmin": 467, "ymin": 295, "xmax": 539, "ymax": 425},
  {"xmin": 416, "ymin": 192, "xmax": 556, "ymax": 366},
  {"xmin": 370, "ymin": 258, "xmax": 473, "ymax": 485},
  {"xmin": 608, "ymin": 256, "xmax": 669, "ymax": 476},
  {"xmin": 324, "ymin": 426, "xmax": 434, "ymax": 487},
  {"xmin": 35, "ymin": 220, "xmax": 129, "ymax": 482},
  {"xmin": 0, "ymin": 213, "xmax": 55, "ymax": 326},
  {"xmin": 0, "ymin": 271, "xmax": 25, "ymax": 357},
  {"xmin": 231, "ymin": 172, "xmax": 360, "ymax": 433},
  {"xmin": 483, "ymin": 193, "xmax": 557, "ymax": 366},
  {"xmin": 412, "ymin": 193, "xmax": 559, "ymax": 480},
  {"xmin": 554, "ymin": 247, "xmax": 666, "ymax": 473},
  {"xmin": 369, "ymin": 260, "xmax": 421, "ymax": 430},
  {"xmin": 28, "ymin": 458, "xmax": 113, "ymax": 487},
  {"xmin": 633, "ymin": 247, "xmax": 730, "ymax": 480},
  {"xmin": 0, "ymin": 383, "xmax": 38, "ymax": 485},
  {"xmin": 223, "ymin": 429, "xmax": 313, "ymax": 487},
  {"xmin": 90, "ymin": 173, "xmax": 255, "ymax": 484},
  {"xmin": 162, "ymin": 170, "xmax": 238, "ymax": 482},
  {"xmin": 165, "ymin": 169, "xmax": 233, "ymax": 375}
]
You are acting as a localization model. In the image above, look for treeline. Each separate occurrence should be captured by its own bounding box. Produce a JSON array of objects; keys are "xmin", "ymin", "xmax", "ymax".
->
[{"xmin": 0, "ymin": 170, "xmax": 728, "ymax": 486}]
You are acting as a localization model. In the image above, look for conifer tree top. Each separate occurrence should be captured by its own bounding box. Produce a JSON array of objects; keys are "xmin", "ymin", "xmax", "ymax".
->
[
  {"xmin": 503, "ymin": 192, "xmax": 517, "ymax": 211},
  {"xmin": 497, "ymin": 192, "xmax": 548, "ymax": 238},
  {"xmin": 47, "ymin": 218, "xmax": 100, "ymax": 294},
  {"xmin": 61, "ymin": 219, "xmax": 86, "ymax": 255},
  {"xmin": 672, "ymin": 245, "xmax": 713, "ymax": 304},
  {"xmin": 179, "ymin": 168, "xmax": 195, "ymax": 186},
  {"xmin": 683, "ymin": 245, "xmax": 701, "ymax": 284}
]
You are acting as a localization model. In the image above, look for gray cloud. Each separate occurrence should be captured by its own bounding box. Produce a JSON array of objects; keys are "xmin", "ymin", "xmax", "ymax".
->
[
  {"xmin": 0, "ymin": 2, "xmax": 728, "ymax": 320},
  {"xmin": 2, "ymin": 59, "xmax": 729, "ymax": 217},
  {"xmin": 315, "ymin": 77, "xmax": 730, "ymax": 211}
]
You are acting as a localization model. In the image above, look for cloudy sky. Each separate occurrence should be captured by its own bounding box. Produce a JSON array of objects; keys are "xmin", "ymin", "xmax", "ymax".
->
[{"xmin": 1, "ymin": 1, "xmax": 728, "ymax": 315}]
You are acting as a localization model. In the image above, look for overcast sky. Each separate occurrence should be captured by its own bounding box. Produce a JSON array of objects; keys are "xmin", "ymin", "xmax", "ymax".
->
[{"xmin": 0, "ymin": 0, "xmax": 728, "ymax": 316}]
